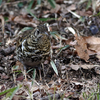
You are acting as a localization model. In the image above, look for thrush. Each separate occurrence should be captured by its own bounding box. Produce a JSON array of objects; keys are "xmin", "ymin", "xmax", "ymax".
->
[{"xmin": 16, "ymin": 23, "xmax": 51, "ymax": 80}]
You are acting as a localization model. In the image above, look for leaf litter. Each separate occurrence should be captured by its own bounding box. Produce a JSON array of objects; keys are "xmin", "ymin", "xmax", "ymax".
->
[{"xmin": 0, "ymin": 0, "xmax": 100, "ymax": 100}]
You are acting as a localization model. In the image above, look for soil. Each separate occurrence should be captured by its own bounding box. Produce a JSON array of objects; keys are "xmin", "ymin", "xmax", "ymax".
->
[{"xmin": 0, "ymin": 0, "xmax": 100, "ymax": 100}]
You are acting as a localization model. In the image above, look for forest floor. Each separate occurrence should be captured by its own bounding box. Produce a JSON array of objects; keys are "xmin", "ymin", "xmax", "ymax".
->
[{"xmin": 0, "ymin": 0, "xmax": 100, "ymax": 100}]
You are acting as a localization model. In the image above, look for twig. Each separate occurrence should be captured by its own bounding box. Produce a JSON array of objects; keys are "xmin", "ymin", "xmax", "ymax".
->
[{"xmin": 0, "ymin": 15, "xmax": 5, "ymax": 47}]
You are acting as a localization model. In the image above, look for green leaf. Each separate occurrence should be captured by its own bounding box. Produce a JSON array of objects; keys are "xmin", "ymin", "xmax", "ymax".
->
[
  {"xmin": 57, "ymin": 45, "xmax": 70, "ymax": 56},
  {"xmin": 27, "ymin": 9, "xmax": 38, "ymax": 19},
  {"xmin": 17, "ymin": 2, "xmax": 24, "ymax": 8},
  {"xmin": 18, "ymin": 27, "xmax": 33, "ymax": 35},
  {"xmin": 48, "ymin": 0, "xmax": 56, "ymax": 8},
  {"xmin": 97, "ymin": 84, "xmax": 100, "ymax": 100},
  {"xmin": 94, "ymin": 12, "xmax": 100, "ymax": 17},
  {"xmin": 0, "ymin": 85, "xmax": 21, "ymax": 97},
  {"xmin": 50, "ymin": 31, "xmax": 67, "ymax": 40},
  {"xmin": 80, "ymin": 16, "xmax": 85, "ymax": 23},
  {"xmin": 4, "ymin": 16, "xmax": 8, "ymax": 21},
  {"xmin": 32, "ymin": 69, "xmax": 36, "ymax": 85},
  {"xmin": 0, "ymin": 88, "xmax": 10, "ymax": 96},
  {"xmin": 13, "ymin": 70, "xmax": 22, "ymax": 73},
  {"xmin": 97, "ymin": 93, "xmax": 100, "ymax": 100},
  {"xmin": 39, "ymin": 18, "xmax": 57, "ymax": 21},
  {"xmin": 13, "ymin": 65, "xmax": 19, "ymax": 70},
  {"xmin": 86, "ymin": 0, "xmax": 92, "ymax": 10},
  {"xmin": 6, "ymin": 86, "xmax": 19, "ymax": 100},
  {"xmin": 0, "ymin": 42, "xmax": 2, "ymax": 45},
  {"xmin": 28, "ymin": 0, "xmax": 34, "ymax": 9},
  {"xmin": 32, "ymin": 69, "xmax": 36, "ymax": 80},
  {"xmin": 97, "ymin": 12, "xmax": 100, "ymax": 16},
  {"xmin": 50, "ymin": 60, "xmax": 58, "ymax": 75},
  {"xmin": 37, "ymin": 0, "xmax": 41, "ymax": 5},
  {"xmin": 0, "ymin": 0, "xmax": 2, "ymax": 5},
  {"xmin": 27, "ymin": 68, "xmax": 34, "ymax": 73},
  {"xmin": 7, "ymin": 0, "xmax": 11, "ymax": 3},
  {"xmin": 50, "ymin": 31, "xmax": 59, "ymax": 40}
]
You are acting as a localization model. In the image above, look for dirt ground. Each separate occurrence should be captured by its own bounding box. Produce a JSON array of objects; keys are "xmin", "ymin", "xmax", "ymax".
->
[{"xmin": 0, "ymin": 0, "xmax": 100, "ymax": 100}]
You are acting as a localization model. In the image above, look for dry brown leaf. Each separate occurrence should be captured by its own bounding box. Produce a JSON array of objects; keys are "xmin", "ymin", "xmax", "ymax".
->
[
  {"xmin": 70, "ymin": 65, "xmax": 80, "ymax": 70},
  {"xmin": 48, "ymin": 80, "xmax": 55, "ymax": 86},
  {"xmin": 16, "ymin": 75, "xmax": 24, "ymax": 81},
  {"xmin": 87, "ymin": 49, "xmax": 96, "ymax": 55},
  {"xmin": 64, "ymin": 92, "xmax": 74, "ymax": 98},
  {"xmin": 74, "ymin": 34, "xmax": 89, "ymax": 62},
  {"xmin": 10, "ymin": 15, "xmax": 37, "ymax": 27},
  {"xmin": 23, "ymin": 81, "xmax": 39, "ymax": 92},
  {"xmin": 67, "ymin": 4, "xmax": 76, "ymax": 11},
  {"xmin": 85, "ymin": 37, "xmax": 100, "ymax": 54},
  {"xmin": 51, "ymin": 4, "xmax": 61, "ymax": 13},
  {"xmin": 70, "ymin": 64, "xmax": 99, "ymax": 70},
  {"xmin": 43, "ymin": 10, "xmax": 50, "ymax": 14},
  {"xmin": 48, "ymin": 87, "xmax": 58, "ymax": 94},
  {"xmin": 62, "ymin": 38, "xmax": 75, "ymax": 45},
  {"xmin": 76, "ymin": 10, "xmax": 93, "ymax": 16},
  {"xmin": 14, "ymin": 16, "xmax": 37, "ymax": 27},
  {"xmin": 12, "ymin": 95, "xmax": 21, "ymax": 100},
  {"xmin": 85, "ymin": 36, "xmax": 100, "ymax": 44},
  {"xmin": 81, "ymin": 65, "xmax": 99, "ymax": 69},
  {"xmin": 88, "ymin": 44, "xmax": 100, "ymax": 53},
  {"xmin": 84, "ymin": 36, "xmax": 100, "ymax": 60}
]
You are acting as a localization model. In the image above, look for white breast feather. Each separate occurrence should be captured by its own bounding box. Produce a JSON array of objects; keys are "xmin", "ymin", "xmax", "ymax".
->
[{"xmin": 21, "ymin": 40, "xmax": 26, "ymax": 52}]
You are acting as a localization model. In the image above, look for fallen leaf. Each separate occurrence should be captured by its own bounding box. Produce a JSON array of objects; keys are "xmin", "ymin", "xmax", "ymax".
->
[
  {"xmin": 85, "ymin": 36, "xmax": 100, "ymax": 44},
  {"xmin": 88, "ymin": 44, "xmax": 100, "ymax": 53},
  {"xmin": 67, "ymin": 4, "xmax": 76, "ymax": 11},
  {"xmin": 16, "ymin": 75, "xmax": 24, "ymax": 81},
  {"xmin": 70, "ymin": 64, "xmax": 99, "ymax": 70},
  {"xmin": 75, "ymin": 34, "xmax": 89, "ymax": 62},
  {"xmin": 51, "ymin": 4, "xmax": 61, "ymax": 13},
  {"xmin": 84, "ymin": 36, "xmax": 100, "ymax": 60},
  {"xmin": 81, "ymin": 65, "xmax": 99, "ymax": 69},
  {"xmin": 70, "ymin": 65, "xmax": 80, "ymax": 70},
  {"xmin": 11, "ymin": 15, "xmax": 37, "ymax": 27},
  {"xmin": 87, "ymin": 49, "xmax": 96, "ymax": 55}
]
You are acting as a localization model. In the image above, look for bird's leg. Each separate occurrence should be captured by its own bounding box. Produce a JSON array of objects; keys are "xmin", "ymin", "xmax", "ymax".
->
[
  {"xmin": 39, "ymin": 69, "xmax": 42, "ymax": 81},
  {"xmin": 42, "ymin": 63, "xmax": 45, "ymax": 77},
  {"xmin": 37, "ymin": 64, "xmax": 42, "ymax": 81},
  {"xmin": 23, "ymin": 65, "xmax": 27, "ymax": 81}
]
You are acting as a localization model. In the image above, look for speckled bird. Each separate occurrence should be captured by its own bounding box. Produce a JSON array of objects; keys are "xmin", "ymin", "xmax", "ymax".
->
[{"xmin": 16, "ymin": 23, "xmax": 51, "ymax": 80}]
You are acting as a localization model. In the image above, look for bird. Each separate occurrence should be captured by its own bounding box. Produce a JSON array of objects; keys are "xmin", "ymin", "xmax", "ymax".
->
[{"xmin": 16, "ymin": 23, "xmax": 51, "ymax": 80}]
